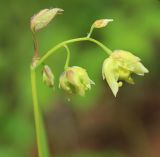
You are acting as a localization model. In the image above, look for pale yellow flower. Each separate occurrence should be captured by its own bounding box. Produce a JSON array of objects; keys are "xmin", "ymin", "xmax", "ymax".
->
[
  {"xmin": 102, "ymin": 50, "xmax": 149, "ymax": 96},
  {"xmin": 59, "ymin": 66, "xmax": 94, "ymax": 96}
]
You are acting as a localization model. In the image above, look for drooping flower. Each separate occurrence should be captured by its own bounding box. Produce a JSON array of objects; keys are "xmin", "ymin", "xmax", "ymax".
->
[
  {"xmin": 59, "ymin": 66, "xmax": 95, "ymax": 96},
  {"xmin": 31, "ymin": 8, "xmax": 64, "ymax": 32},
  {"xmin": 42, "ymin": 65, "xmax": 54, "ymax": 88},
  {"xmin": 102, "ymin": 50, "xmax": 149, "ymax": 97}
]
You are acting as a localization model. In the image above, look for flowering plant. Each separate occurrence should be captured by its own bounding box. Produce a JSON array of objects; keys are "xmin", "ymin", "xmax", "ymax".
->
[{"xmin": 30, "ymin": 8, "xmax": 148, "ymax": 157}]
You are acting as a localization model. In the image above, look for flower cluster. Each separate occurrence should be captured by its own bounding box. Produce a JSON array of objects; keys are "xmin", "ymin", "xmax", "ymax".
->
[
  {"xmin": 43, "ymin": 50, "xmax": 148, "ymax": 97},
  {"xmin": 31, "ymin": 8, "xmax": 149, "ymax": 97},
  {"xmin": 30, "ymin": 9, "xmax": 150, "ymax": 157},
  {"xmin": 42, "ymin": 65, "xmax": 94, "ymax": 96}
]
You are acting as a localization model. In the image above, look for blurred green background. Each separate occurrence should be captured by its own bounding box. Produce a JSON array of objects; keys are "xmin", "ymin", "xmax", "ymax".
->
[{"xmin": 0, "ymin": 0, "xmax": 160, "ymax": 157}]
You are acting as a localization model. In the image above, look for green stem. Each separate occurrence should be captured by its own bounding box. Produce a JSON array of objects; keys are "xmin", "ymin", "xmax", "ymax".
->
[
  {"xmin": 30, "ymin": 67, "xmax": 50, "ymax": 157},
  {"xmin": 87, "ymin": 25, "xmax": 94, "ymax": 38},
  {"xmin": 63, "ymin": 45, "xmax": 71, "ymax": 69},
  {"xmin": 34, "ymin": 37, "xmax": 112, "ymax": 69}
]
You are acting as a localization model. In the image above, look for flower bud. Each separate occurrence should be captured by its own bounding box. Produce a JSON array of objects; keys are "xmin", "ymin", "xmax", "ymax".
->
[
  {"xmin": 31, "ymin": 8, "xmax": 64, "ymax": 32},
  {"xmin": 42, "ymin": 65, "xmax": 54, "ymax": 88},
  {"xmin": 93, "ymin": 19, "xmax": 113, "ymax": 28},
  {"xmin": 59, "ymin": 66, "xmax": 95, "ymax": 96},
  {"xmin": 102, "ymin": 50, "xmax": 149, "ymax": 96}
]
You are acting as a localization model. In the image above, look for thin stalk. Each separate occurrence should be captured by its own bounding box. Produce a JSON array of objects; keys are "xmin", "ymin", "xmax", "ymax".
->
[
  {"xmin": 87, "ymin": 25, "xmax": 94, "ymax": 38},
  {"xmin": 63, "ymin": 45, "xmax": 71, "ymax": 69},
  {"xmin": 32, "ymin": 31, "xmax": 39, "ymax": 58},
  {"xmin": 30, "ymin": 68, "xmax": 50, "ymax": 157},
  {"xmin": 34, "ymin": 37, "xmax": 112, "ymax": 69}
]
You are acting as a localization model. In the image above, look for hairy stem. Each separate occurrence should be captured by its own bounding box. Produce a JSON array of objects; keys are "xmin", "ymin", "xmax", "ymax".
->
[
  {"xmin": 30, "ymin": 68, "xmax": 50, "ymax": 157},
  {"xmin": 34, "ymin": 37, "xmax": 112, "ymax": 69}
]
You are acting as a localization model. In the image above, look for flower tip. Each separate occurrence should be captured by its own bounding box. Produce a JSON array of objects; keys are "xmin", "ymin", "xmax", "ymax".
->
[
  {"xmin": 145, "ymin": 68, "xmax": 149, "ymax": 73},
  {"xmin": 90, "ymin": 80, "xmax": 95, "ymax": 85},
  {"xmin": 113, "ymin": 89, "xmax": 118, "ymax": 97},
  {"xmin": 52, "ymin": 8, "xmax": 64, "ymax": 14},
  {"xmin": 107, "ymin": 19, "xmax": 114, "ymax": 22}
]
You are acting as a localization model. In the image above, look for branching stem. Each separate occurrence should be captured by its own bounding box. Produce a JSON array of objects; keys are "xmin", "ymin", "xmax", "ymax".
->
[
  {"xmin": 30, "ymin": 36, "xmax": 112, "ymax": 157},
  {"xmin": 34, "ymin": 37, "xmax": 112, "ymax": 69}
]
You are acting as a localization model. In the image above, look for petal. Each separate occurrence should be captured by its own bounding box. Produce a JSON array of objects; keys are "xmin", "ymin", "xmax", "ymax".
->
[
  {"xmin": 102, "ymin": 58, "xmax": 119, "ymax": 97},
  {"xmin": 111, "ymin": 50, "xmax": 140, "ymax": 61},
  {"xmin": 111, "ymin": 50, "xmax": 141, "ymax": 71},
  {"xmin": 107, "ymin": 72, "xmax": 119, "ymax": 97},
  {"xmin": 59, "ymin": 66, "xmax": 94, "ymax": 96},
  {"xmin": 77, "ymin": 85, "xmax": 86, "ymax": 96},
  {"xmin": 111, "ymin": 50, "xmax": 149, "ymax": 76},
  {"xmin": 132, "ymin": 62, "xmax": 149, "ymax": 75},
  {"xmin": 102, "ymin": 58, "xmax": 111, "ymax": 79}
]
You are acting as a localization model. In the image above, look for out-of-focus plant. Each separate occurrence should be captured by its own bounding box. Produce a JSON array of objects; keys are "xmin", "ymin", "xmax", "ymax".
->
[{"xmin": 30, "ymin": 8, "xmax": 149, "ymax": 157}]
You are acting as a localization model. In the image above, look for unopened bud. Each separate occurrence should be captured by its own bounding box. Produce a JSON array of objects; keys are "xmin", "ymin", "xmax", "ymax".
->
[
  {"xmin": 31, "ymin": 8, "xmax": 64, "ymax": 32},
  {"xmin": 42, "ymin": 65, "xmax": 54, "ymax": 88},
  {"xmin": 93, "ymin": 19, "xmax": 113, "ymax": 28}
]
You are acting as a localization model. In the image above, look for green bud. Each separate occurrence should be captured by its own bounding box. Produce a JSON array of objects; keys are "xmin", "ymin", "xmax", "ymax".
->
[
  {"xmin": 31, "ymin": 8, "xmax": 64, "ymax": 32},
  {"xmin": 59, "ymin": 66, "xmax": 95, "ymax": 96},
  {"xmin": 102, "ymin": 50, "xmax": 149, "ymax": 97},
  {"xmin": 42, "ymin": 65, "xmax": 54, "ymax": 88}
]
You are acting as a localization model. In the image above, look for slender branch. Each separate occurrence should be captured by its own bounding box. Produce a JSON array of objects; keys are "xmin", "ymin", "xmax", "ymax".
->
[
  {"xmin": 63, "ymin": 45, "xmax": 71, "ymax": 69},
  {"xmin": 34, "ymin": 37, "xmax": 112, "ymax": 69},
  {"xmin": 30, "ymin": 68, "xmax": 50, "ymax": 157}
]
